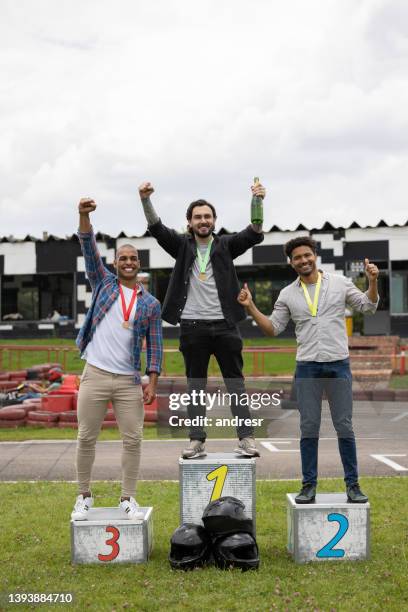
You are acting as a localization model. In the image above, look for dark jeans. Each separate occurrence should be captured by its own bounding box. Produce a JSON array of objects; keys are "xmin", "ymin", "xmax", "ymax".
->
[
  {"xmin": 179, "ymin": 320, "xmax": 253, "ymax": 441},
  {"xmin": 295, "ymin": 359, "xmax": 358, "ymax": 486}
]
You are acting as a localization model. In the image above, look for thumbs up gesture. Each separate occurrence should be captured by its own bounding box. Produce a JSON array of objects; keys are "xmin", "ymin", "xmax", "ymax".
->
[
  {"xmin": 238, "ymin": 283, "xmax": 253, "ymax": 307},
  {"xmin": 364, "ymin": 258, "xmax": 379, "ymax": 282}
]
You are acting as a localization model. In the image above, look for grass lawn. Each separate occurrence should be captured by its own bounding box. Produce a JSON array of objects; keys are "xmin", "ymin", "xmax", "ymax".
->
[
  {"xmin": 0, "ymin": 337, "xmax": 297, "ymax": 376},
  {"xmin": 389, "ymin": 374, "xmax": 408, "ymax": 389},
  {"xmin": 0, "ymin": 425, "xmax": 159, "ymax": 442},
  {"xmin": 1, "ymin": 478, "xmax": 407, "ymax": 611}
]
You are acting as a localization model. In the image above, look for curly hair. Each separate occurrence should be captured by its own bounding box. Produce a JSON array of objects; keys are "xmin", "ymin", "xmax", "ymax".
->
[{"xmin": 284, "ymin": 236, "xmax": 317, "ymax": 260}]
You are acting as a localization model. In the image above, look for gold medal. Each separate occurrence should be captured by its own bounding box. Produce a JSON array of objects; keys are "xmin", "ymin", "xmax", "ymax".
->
[
  {"xmin": 122, "ymin": 321, "xmax": 130, "ymax": 329},
  {"xmin": 198, "ymin": 272, "xmax": 207, "ymax": 281}
]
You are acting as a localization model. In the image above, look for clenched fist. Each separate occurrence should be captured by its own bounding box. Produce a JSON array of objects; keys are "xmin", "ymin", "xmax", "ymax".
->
[
  {"xmin": 139, "ymin": 182, "xmax": 155, "ymax": 201},
  {"xmin": 364, "ymin": 258, "xmax": 379, "ymax": 282},
  {"xmin": 237, "ymin": 283, "xmax": 253, "ymax": 308},
  {"xmin": 78, "ymin": 197, "xmax": 97, "ymax": 215}
]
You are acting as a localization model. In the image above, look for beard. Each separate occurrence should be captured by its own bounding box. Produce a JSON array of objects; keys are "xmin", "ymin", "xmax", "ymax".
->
[
  {"xmin": 191, "ymin": 224, "xmax": 215, "ymax": 238},
  {"xmin": 296, "ymin": 262, "xmax": 316, "ymax": 277}
]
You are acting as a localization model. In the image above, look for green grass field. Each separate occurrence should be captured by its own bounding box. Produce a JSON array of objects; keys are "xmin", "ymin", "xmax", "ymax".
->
[
  {"xmin": 0, "ymin": 337, "xmax": 297, "ymax": 376},
  {"xmin": 1, "ymin": 478, "xmax": 407, "ymax": 611},
  {"xmin": 2, "ymin": 337, "xmax": 408, "ymax": 387}
]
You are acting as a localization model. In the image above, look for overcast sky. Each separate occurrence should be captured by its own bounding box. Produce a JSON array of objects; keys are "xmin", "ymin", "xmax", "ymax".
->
[{"xmin": 1, "ymin": 0, "xmax": 408, "ymax": 238}]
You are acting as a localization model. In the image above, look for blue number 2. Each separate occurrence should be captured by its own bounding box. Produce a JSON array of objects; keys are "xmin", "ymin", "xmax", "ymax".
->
[{"xmin": 316, "ymin": 513, "xmax": 349, "ymax": 558}]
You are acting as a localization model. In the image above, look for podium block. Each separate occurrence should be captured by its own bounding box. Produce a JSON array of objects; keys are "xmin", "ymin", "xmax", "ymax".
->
[
  {"xmin": 180, "ymin": 453, "xmax": 256, "ymax": 527},
  {"xmin": 71, "ymin": 507, "xmax": 153, "ymax": 564},
  {"xmin": 287, "ymin": 493, "xmax": 370, "ymax": 564}
]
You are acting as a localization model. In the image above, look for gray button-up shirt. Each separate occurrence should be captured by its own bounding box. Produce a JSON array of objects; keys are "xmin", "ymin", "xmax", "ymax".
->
[{"xmin": 269, "ymin": 271, "xmax": 379, "ymax": 362}]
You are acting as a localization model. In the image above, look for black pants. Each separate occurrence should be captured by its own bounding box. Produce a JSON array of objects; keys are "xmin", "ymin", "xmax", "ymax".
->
[{"xmin": 179, "ymin": 320, "xmax": 253, "ymax": 441}]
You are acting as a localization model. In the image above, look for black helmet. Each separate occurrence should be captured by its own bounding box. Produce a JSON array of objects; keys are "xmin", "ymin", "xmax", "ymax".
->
[
  {"xmin": 213, "ymin": 532, "xmax": 260, "ymax": 571},
  {"xmin": 202, "ymin": 496, "xmax": 254, "ymax": 537},
  {"xmin": 169, "ymin": 523, "xmax": 211, "ymax": 570}
]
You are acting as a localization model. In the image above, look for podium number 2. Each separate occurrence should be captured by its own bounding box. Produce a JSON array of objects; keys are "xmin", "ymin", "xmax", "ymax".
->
[
  {"xmin": 206, "ymin": 465, "xmax": 228, "ymax": 501},
  {"xmin": 316, "ymin": 513, "xmax": 349, "ymax": 558},
  {"xmin": 98, "ymin": 526, "xmax": 120, "ymax": 562}
]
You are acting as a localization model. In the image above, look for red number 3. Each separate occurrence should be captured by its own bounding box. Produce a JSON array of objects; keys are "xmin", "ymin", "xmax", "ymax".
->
[{"xmin": 98, "ymin": 526, "xmax": 120, "ymax": 562}]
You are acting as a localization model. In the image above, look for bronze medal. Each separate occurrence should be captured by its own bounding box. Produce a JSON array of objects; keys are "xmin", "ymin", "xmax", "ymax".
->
[
  {"xmin": 198, "ymin": 272, "xmax": 207, "ymax": 281},
  {"xmin": 122, "ymin": 320, "xmax": 130, "ymax": 329}
]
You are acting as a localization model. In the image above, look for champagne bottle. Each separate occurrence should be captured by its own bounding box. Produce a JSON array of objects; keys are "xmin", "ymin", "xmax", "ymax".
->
[{"xmin": 251, "ymin": 177, "xmax": 263, "ymax": 224}]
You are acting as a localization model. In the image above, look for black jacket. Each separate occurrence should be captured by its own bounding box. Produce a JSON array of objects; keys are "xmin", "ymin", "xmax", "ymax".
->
[{"xmin": 148, "ymin": 220, "xmax": 264, "ymax": 325}]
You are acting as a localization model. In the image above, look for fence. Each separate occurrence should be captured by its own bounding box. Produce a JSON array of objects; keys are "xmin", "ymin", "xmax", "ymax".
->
[{"xmin": 0, "ymin": 344, "xmax": 406, "ymax": 376}]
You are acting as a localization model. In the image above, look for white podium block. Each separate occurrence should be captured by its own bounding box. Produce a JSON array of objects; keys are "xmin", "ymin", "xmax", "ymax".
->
[
  {"xmin": 71, "ymin": 507, "xmax": 153, "ymax": 564},
  {"xmin": 180, "ymin": 453, "xmax": 256, "ymax": 527},
  {"xmin": 287, "ymin": 493, "xmax": 370, "ymax": 564}
]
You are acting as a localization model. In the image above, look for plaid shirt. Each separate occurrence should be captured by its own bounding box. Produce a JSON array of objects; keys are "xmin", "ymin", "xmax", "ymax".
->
[{"xmin": 76, "ymin": 228, "xmax": 162, "ymax": 383}]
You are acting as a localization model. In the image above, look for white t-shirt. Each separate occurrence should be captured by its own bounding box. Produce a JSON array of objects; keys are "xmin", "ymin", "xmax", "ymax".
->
[{"xmin": 84, "ymin": 285, "xmax": 139, "ymax": 375}]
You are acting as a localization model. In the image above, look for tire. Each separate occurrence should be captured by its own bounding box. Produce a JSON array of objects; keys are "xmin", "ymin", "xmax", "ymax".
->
[
  {"xmin": 0, "ymin": 419, "xmax": 26, "ymax": 428},
  {"xmin": 26, "ymin": 420, "xmax": 57, "ymax": 428},
  {"xmin": 27, "ymin": 410, "xmax": 59, "ymax": 422},
  {"xmin": 9, "ymin": 370, "xmax": 27, "ymax": 380},
  {"xmin": 0, "ymin": 407, "xmax": 26, "ymax": 420},
  {"xmin": 144, "ymin": 410, "xmax": 158, "ymax": 423},
  {"xmin": 58, "ymin": 411, "xmax": 78, "ymax": 423}
]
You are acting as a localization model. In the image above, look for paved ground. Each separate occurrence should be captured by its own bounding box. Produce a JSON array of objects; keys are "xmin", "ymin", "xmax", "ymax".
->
[{"xmin": 1, "ymin": 401, "xmax": 407, "ymax": 481}]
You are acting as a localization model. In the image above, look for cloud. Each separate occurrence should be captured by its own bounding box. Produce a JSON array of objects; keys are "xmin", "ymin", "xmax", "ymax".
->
[{"xmin": 1, "ymin": 0, "xmax": 408, "ymax": 237}]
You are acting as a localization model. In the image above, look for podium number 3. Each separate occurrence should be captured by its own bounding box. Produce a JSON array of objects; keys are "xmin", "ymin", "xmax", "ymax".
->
[
  {"xmin": 316, "ymin": 513, "xmax": 349, "ymax": 558},
  {"xmin": 98, "ymin": 526, "xmax": 120, "ymax": 562},
  {"xmin": 207, "ymin": 465, "xmax": 228, "ymax": 501}
]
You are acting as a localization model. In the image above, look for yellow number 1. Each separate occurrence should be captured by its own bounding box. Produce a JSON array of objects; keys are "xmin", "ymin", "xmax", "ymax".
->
[{"xmin": 206, "ymin": 465, "xmax": 228, "ymax": 502}]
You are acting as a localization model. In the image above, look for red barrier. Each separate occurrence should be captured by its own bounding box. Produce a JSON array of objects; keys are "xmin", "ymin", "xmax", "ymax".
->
[{"xmin": 42, "ymin": 395, "xmax": 73, "ymax": 412}]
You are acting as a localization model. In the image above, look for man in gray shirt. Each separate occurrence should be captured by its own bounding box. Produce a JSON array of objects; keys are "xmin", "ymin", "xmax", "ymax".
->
[
  {"xmin": 138, "ymin": 181, "xmax": 265, "ymax": 458},
  {"xmin": 238, "ymin": 236, "xmax": 379, "ymax": 503}
]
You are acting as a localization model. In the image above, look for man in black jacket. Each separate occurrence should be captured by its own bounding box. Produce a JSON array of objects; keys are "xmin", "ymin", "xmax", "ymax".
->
[{"xmin": 139, "ymin": 181, "xmax": 265, "ymax": 458}]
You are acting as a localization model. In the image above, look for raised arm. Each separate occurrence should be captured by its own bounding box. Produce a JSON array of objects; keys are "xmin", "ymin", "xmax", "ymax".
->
[
  {"xmin": 77, "ymin": 197, "xmax": 108, "ymax": 291},
  {"xmin": 138, "ymin": 181, "xmax": 184, "ymax": 259},
  {"xmin": 139, "ymin": 182, "xmax": 160, "ymax": 225},
  {"xmin": 250, "ymin": 181, "xmax": 266, "ymax": 234},
  {"xmin": 226, "ymin": 182, "xmax": 265, "ymax": 259}
]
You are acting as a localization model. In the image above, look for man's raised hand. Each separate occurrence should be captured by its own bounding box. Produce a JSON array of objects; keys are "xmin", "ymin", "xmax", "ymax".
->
[
  {"xmin": 78, "ymin": 197, "xmax": 97, "ymax": 215},
  {"xmin": 238, "ymin": 283, "xmax": 253, "ymax": 308},
  {"xmin": 139, "ymin": 182, "xmax": 155, "ymax": 201},
  {"xmin": 251, "ymin": 182, "xmax": 266, "ymax": 199},
  {"xmin": 364, "ymin": 258, "xmax": 379, "ymax": 282}
]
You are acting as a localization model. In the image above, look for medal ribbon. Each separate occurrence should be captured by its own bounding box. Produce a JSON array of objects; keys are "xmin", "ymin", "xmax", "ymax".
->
[
  {"xmin": 300, "ymin": 272, "xmax": 322, "ymax": 317},
  {"xmin": 196, "ymin": 238, "xmax": 213, "ymax": 274},
  {"xmin": 119, "ymin": 284, "xmax": 138, "ymax": 324}
]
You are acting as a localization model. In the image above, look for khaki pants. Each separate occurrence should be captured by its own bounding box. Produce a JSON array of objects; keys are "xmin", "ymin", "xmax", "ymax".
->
[{"xmin": 76, "ymin": 362, "xmax": 144, "ymax": 497}]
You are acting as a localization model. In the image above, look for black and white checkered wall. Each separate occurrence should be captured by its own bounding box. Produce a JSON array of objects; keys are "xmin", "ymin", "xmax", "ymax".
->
[{"xmin": 0, "ymin": 225, "xmax": 407, "ymax": 330}]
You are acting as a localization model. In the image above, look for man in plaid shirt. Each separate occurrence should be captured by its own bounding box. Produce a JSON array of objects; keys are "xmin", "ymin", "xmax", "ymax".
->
[{"xmin": 71, "ymin": 197, "xmax": 163, "ymax": 521}]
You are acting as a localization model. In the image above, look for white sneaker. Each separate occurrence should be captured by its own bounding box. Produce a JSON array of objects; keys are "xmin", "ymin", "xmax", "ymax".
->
[
  {"xmin": 235, "ymin": 437, "xmax": 260, "ymax": 457},
  {"xmin": 119, "ymin": 496, "xmax": 144, "ymax": 520},
  {"xmin": 182, "ymin": 440, "xmax": 206, "ymax": 459},
  {"xmin": 71, "ymin": 494, "xmax": 94, "ymax": 520}
]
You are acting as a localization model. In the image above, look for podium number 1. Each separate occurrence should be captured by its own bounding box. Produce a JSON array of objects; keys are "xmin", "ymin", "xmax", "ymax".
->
[
  {"xmin": 316, "ymin": 513, "xmax": 349, "ymax": 558},
  {"xmin": 206, "ymin": 465, "xmax": 228, "ymax": 501},
  {"xmin": 98, "ymin": 526, "xmax": 120, "ymax": 562}
]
